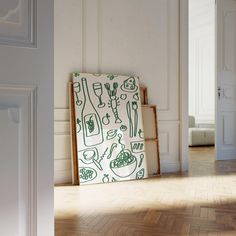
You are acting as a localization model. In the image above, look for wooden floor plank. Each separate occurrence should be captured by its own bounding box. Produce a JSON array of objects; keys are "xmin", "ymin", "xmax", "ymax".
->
[{"xmin": 55, "ymin": 147, "xmax": 236, "ymax": 235}]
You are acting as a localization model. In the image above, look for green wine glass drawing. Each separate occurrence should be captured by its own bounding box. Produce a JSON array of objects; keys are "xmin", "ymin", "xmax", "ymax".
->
[
  {"xmin": 93, "ymin": 82, "xmax": 105, "ymax": 108},
  {"xmin": 73, "ymin": 82, "xmax": 82, "ymax": 106}
]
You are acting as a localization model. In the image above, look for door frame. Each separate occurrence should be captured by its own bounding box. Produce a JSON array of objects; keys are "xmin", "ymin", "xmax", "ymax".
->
[{"xmin": 180, "ymin": 0, "xmax": 189, "ymax": 172}]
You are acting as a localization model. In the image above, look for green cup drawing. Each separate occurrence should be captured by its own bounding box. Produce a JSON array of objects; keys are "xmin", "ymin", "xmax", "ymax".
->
[{"xmin": 93, "ymin": 82, "xmax": 105, "ymax": 108}]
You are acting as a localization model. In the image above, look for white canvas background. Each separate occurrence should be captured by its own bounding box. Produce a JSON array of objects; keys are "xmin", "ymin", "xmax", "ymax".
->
[{"xmin": 73, "ymin": 73, "xmax": 148, "ymax": 184}]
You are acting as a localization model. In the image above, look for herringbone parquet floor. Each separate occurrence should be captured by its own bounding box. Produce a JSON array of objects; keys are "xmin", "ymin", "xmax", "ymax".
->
[{"xmin": 55, "ymin": 147, "xmax": 236, "ymax": 236}]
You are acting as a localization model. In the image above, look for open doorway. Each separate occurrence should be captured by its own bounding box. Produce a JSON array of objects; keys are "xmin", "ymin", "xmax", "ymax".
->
[{"xmin": 188, "ymin": 0, "xmax": 216, "ymax": 174}]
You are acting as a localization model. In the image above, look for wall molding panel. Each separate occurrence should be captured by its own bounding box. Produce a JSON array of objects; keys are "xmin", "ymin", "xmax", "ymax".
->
[
  {"xmin": 0, "ymin": 84, "xmax": 37, "ymax": 236},
  {"xmin": 223, "ymin": 10, "xmax": 236, "ymax": 72},
  {"xmin": 53, "ymin": 108, "xmax": 180, "ymax": 183},
  {"xmin": 54, "ymin": 108, "xmax": 72, "ymax": 184},
  {"xmin": 0, "ymin": 0, "xmax": 36, "ymax": 47}
]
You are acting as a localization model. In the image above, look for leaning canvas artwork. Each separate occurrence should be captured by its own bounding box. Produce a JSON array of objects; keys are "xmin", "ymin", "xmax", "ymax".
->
[{"xmin": 72, "ymin": 73, "xmax": 148, "ymax": 185}]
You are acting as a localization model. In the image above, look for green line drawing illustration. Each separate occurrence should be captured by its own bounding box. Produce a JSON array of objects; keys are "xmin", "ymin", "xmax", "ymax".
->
[
  {"xmin": 104, "ymin": 83, "xmax": 122, "ymax": 124},
  {"xmin": 107, "ymin": 143, "xmax": 118, "ymax": 159},
  {"xmin": 107, "ymin": 74, "xmax": 118, "ymax": 80},
  {"xmin": 81, "ymin": 78, "xmax": 104, "ymax": 147},
  {"xmin": 106, "ymin": 129, "xmax": 118, "ymax": 140},
  {"xmin": 110, "ymin": 149, "xmax": 137, "ymax": 178},
  {"xmin": 73, "ymin": 82, "xmax": 82, "ymax": 106},
  {"xmin": 111, "ymin": 177, "xmax": 117, "ymax": 182},
  {"xmin": 120, "ymin": 77, "xmax": 138, "ymax": 93},
  {"xmin": 126, "ymin": 101, "xmax": 133, "ymax": 137},
  {"xmin": 74, "ymin": 72, "xmax": 80, "ymax": 77},
  {"xmin": 132, "ymin": 101, "xmax": 138, "ymax": 137},
  {"xmin": 79, "ymin": 167, "xmax": 97, "ymax": 183},
  {"xmin": 73, "ymin": 73, "xmax": 148, "ymax": 185},
  {"xmin": 136, "ymin": 168, "xmax": 145, "ymax": 179},
  {"xmin": 102, "ymin": 113, "xmax": 111, "ymax": 125},
  {"xmin": 133, "ymin": 93, "xmax": 139, "ymax": 101},
  {"xmin": 109, "ymin": 133, "xmax": 137, "ymax": 178},
  {"xmin": 131, "ymin": 140, "xmax": 145, "ymax": 153},
  {"xmin": 79, "ymin": 147, "xmax": 103, "ymax": 170},
  {"xmin": 138, "ymin": 154, "xmax": 144, "ymax": 168},
  {"xmin": 102, "ymin": 174, "xmax": 110, "ymax": 183},
  {"xmin": 117, "ymin": 133, "xmax": 125, "ymax": 149},
  {"xmin": 120, "ymin": 94, "xmax": 127, "ymax": 100},
  {"xmin": 86, "ymin": 115, "xmax": 95, "ymax": 133},
  {"xmin": 76, "ymin": 118, "xmax": 82, "ymax": 133},
  {"xmin": 93, "ymin": 82, "xmax": 105, "ymax": 108},
  {"xmin": 138, "ymin": 129, "xmax": 145, "ymax": 139},
  {"xmin": 120, "ymin": 125, "xmax": 127, "ymax": 132},
  {"xmin": 100, "ymin": 147, "xmax": 108, "ymax": 161}
]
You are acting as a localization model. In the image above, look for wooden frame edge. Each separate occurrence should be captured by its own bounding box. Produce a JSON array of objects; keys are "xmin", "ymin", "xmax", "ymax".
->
[
  {"xmin": 152, "ymin": 106, "xmax": 161, "ymax": 175},
  {"xmin": 69, "ymin": 82, "xmax": 80, "ymax": 185}
]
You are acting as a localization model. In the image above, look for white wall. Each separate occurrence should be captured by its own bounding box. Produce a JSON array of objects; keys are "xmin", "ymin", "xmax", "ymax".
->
[
  {"xmin": 189, "ymin": 0, "xmax": 215, "ymax": 125},
  {"xmin": 54, "ymin": 0, "xmax": 180, "ymax": 184}
]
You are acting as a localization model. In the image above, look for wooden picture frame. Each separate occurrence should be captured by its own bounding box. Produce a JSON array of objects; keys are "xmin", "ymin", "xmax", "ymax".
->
[{"xmin": 142, "ymin": 105, "xmax": 161, "ymax": 175}]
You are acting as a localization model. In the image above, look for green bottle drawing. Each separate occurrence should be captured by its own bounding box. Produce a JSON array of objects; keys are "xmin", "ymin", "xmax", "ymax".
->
[{"xmin": 81, "ymin": 77, "xmax": 104, "ymax": 147}]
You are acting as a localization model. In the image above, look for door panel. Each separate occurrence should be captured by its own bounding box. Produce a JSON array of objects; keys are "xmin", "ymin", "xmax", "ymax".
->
[
  {"xmin": 0, "ymin": 0, "xmax": 53, "ymax": 235},
  {"xmin": 0, "ymin": 108, "xmax": 19, "ymax": 236},
  {"xmin": 216, "ymin": 0, "xmax": 236, "ymax": 160}
]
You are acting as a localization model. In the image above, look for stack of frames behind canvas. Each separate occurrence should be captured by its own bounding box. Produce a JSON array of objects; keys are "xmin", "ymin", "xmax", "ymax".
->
[{"xmin": 69, "ymin": 73, "xmax": 160, "ymax": 185}]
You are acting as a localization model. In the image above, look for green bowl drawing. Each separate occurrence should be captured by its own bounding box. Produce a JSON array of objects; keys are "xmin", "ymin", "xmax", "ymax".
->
[{"xmin": 110, "ymin": 150, "xmax": 137, "ymax": 178}]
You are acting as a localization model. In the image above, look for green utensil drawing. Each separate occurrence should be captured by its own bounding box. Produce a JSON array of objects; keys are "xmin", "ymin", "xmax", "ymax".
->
[
  {"xmin": 112, "ymin": 177, "xmax": 117, "ymax": 182},
  {"xmin": 107, "ymin": 143, "xmax": 118, "ymax": 159},
  {"xmin": 93, "ymin": 82, "xmax": 105, "ymax": 108},
  {"xmin": 138, "ymin": 154, "xmax": 144, "ymax": 168},
  {"xmin": 100, "ymin": 147, "xmax": 108, "ymax": 162},
  {"xmin": 104, "ymin": 83, "xmax": 122, "ymax": 124},
  {"xmin": 132, "ymin": 101, "xmax": 138, "ymax": 137},
  {"xmin": 126, "ymin": 101, "xmax": 133, "ymax": 137},
  {"xmin": 138, "ymin": 129, "xmax": 145, "ymax": 139},
  {"xmin": 81, "ymin": 77, "xmax": 104, "ymax": 147}
]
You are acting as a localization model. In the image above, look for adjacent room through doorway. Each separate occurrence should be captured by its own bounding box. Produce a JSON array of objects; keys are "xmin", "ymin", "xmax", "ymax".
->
[{"xmin": 188, "ymin": 0, "xmax": 216, "ymax": 170}]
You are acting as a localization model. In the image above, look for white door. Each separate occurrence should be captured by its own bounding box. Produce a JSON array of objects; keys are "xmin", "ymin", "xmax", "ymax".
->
[
  {"xmin": 216, "ymin": 0, "xmax": 236, "ymax": 160},
  {"xmin": 0, "ymin": 0, "xmax": 54, "ymax": 235}
]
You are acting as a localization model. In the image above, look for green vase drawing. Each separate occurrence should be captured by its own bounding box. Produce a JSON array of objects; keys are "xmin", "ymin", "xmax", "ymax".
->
[{"xmin": 81, "ymin": 78, "xmax": 104, "ymax": 147}]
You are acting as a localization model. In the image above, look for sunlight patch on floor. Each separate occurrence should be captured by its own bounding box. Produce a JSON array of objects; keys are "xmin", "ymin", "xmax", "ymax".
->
[{"xmin": 55, "ymin": 174, "xmax": 236, "ymax": 217}]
